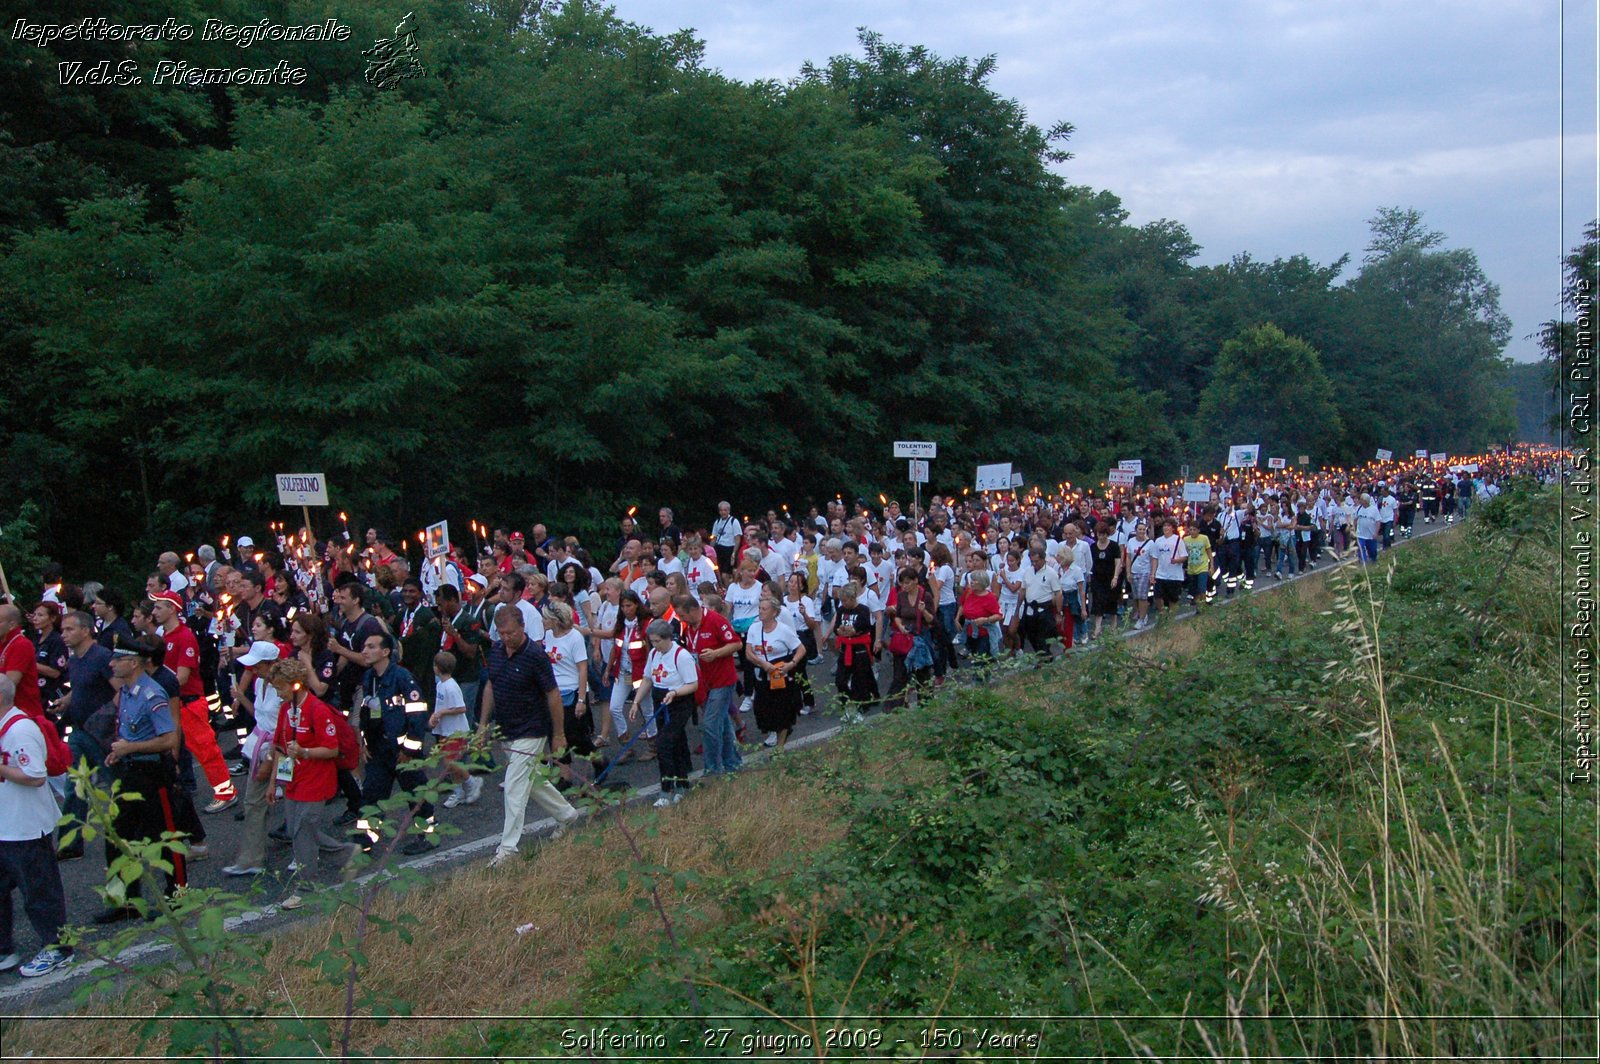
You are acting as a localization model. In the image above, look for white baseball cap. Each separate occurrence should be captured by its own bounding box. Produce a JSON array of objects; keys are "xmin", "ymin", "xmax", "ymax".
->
[
  {"xmin": 237, "ymin": 535, "xmax": 256, "ymax": 549},
  {"xmin": 237, "ymin": 640, "xmax": 280, "ymax": 667}
]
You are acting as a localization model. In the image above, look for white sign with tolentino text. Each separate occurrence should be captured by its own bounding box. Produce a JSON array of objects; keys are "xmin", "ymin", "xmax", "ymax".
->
[
  {"xmin": 894, "ymin": 441, "xmax": 938, "ymax": 459},
  {"xmin": 275, "ymin": 472, "xmax": 328, "ymax": 507},
  {"xmin": 975, "ymin": 463, "xmax": 1013, "ymax": 491}
]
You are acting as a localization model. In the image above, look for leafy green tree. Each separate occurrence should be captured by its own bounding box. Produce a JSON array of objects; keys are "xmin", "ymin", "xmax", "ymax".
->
[
  {"xmin": 1335, "ymin": 207, "xmax": 1513, "ymax": 455},
  {"xmin": 1193, "ymin": 323, "xmax": 1343, "ymax": 464},
  {"xmin": 1537, "ymin": 219, "xmax": 1598, "ymax": 435}
]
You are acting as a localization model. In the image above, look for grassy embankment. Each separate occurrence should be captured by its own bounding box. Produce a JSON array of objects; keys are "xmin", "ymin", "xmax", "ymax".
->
[{"xmin": 11, "ymin": 484, "xmax": 1589, "ymax": 1061}]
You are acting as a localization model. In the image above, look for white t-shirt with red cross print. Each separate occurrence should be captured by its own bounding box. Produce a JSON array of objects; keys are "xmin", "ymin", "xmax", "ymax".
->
[{"xmin": 643, "ymin": 644, "xmax": 698, "ymax": 693}]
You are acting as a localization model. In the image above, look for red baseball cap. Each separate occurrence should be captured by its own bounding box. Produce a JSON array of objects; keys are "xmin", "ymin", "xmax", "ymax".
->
[{"xmin": 149, "ymin": 591, "xmax": 185, "ymax": 611}]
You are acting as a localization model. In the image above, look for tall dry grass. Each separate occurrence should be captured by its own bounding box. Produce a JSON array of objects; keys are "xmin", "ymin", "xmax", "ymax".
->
[
  {"xmin": 1112, "ymin": 525, "xmax": 1589, "ymax": 1061},
  {"xmin": 8, "ymin": 769, "xmax": 844, "ymax": 1061}
]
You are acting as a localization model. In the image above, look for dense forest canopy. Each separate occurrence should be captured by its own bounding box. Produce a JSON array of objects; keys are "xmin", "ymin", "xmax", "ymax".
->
[{"xmin": 1, "ymin": 0, "xmax": 1525, "ymax": 576}]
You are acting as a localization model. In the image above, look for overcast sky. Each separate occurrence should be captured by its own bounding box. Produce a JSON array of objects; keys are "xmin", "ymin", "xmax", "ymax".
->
[{"xmin": 614, "ymin": 0, "xmax": 1597, "ymax": 364}]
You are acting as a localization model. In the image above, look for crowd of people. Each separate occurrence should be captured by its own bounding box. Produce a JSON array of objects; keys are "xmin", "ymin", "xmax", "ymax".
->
[{"xmin": 0, "ymin": 446, "xmax": 1566, "ymax": 979}]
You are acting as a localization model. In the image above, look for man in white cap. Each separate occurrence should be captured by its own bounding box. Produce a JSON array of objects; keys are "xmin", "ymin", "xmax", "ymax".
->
[{"xmin": 234, "ymin": 536, "xmax": 258, "ymax": 576}]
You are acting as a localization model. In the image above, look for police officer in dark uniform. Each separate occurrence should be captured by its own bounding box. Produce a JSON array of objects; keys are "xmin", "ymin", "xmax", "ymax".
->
[{"xmin": 356, "ymin": 631, "xmax": 434, "ymax": 855}]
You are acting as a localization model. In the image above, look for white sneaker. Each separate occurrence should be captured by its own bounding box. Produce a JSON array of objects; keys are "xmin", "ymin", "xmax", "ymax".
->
[
  {"xmin": 799, "ymin": 706, "xmax": 812, "ymax": 715},
  {"xmin": 280, "ymin": 895, "xmax": 305, "ymax": 911},
  {"xmin": 222, "ymin": 864, "xmax": 264, "ymax": 877},
  {"xmin": 286, "ymin": 861, "xmax": 300, "ymax": 874},
  {"xmin": 739, "ymin": 696, "xmax": 754, "ymax": 714},
  {"xmin": 763, "ymin": 733, "xmax": 777, "ymax": 747},
  {"xmin": 443, "ymin": 788, "xmax": 464, "ymax": 809},
  {"xmin": 653, "ymin": 793, "xmax": 675, "ymax": 808},
  {"xmin": 18, "ymin": 947, "xmax": 72, "ymax": 979},
  {"xmin": 464, "ymin": 777, "xmax": 484, "ymax": 805},
  {"xmin": 488, "ymin": 850, "xmax": 515, "ymax": 868}
]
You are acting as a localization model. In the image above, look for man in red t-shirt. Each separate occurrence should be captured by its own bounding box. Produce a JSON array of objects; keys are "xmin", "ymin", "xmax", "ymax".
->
[
  {"xmin": 150, "ymin": 593, "xmax": 236, "ymax": 808},
  {"xmin": 0, "ymin": 605, "xmax": 42, "ymax": 717},
  {"xmin": 673, "ymin": 594, "xmax": 741, "ymax": 775}
]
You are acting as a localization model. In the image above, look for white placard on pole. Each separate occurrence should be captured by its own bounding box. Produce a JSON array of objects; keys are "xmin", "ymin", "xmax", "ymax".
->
[
  {"xmin": 894, "ymin": 441, "xmax": 937, "ymax": 459},
  {"xmin": 425, "ymin": 520, "xmax": 450, "ymax": 559},
  {"xmin": 1107, "ymin": 469, "xmax": 1136, "ymax": 487},
  {"xmin": 1117, "ymin": 459, "xmax": 1143, "ymax": 476},
  {"xmin": 908, "ymin": 459, "xmax": 929, "ymax": 484},
  {"xmin": 1267, "ymin": 457, "xmax": 1287, "ymax": 470},
  {"xmin": 275, "ymin": 472, "xmax": 329, "ymax": 507},
  {"xmin": 1415, "ymin": 449, "xmax": 1428, "ymax": 458},
  {"xmin": 1226, "ymin": 445, "xmax": 1259, "ymax": 468},
  {"xmin": 975, "ymin": 463, "xmax": 1013, "ymax": 492},
  {"xmin": 1430, "ymin": 452, "xmax": 1447, "ymax": 463},
  {"xmin": 1010, "ymin": 471, "xmax": 1024, "ymax": 488},
  {"xmin": 1183, "ymin": 482, "xmax": 1213, "ymax": 502},
  {"xmin": 1297, "ymin": 455, "xmax": 1310, "ymax": 466},
  {"xmin": 1375, "ymin": 448, "xmax": 1394, "ymax": 461}
]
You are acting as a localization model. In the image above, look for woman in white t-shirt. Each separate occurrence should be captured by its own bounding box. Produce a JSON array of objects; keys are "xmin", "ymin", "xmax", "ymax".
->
[
  {"xmin": 927, "ymin": 543, "xmax": 960, "ymax": 681},
  {"xmin": 723, "ymin": 564, "xmax": 764, "ymax": 635},
  {"xmin": 656, "ymin": 539, "xmax": 686, "ymax": 581},
  {"xmin": 556, "ymin": 562, "xmax": 598, "ymax": 638},
  {"xmin": 743, "ymin": 597, "xmax": 805, "ymax": 752},
  {"xmin": 996, "ymin": 548, "xmax": 1026, "ymax": 652},
  {"xmin": 1123, "ymin": 523, "xmax": 1156, "ymax": 630},
  {"xmin": 542, "ymin": 601, "xmax": 596, "ymax": 766},
  {"xmin": 631, "ymin": 620, "xmax": 698, "ymax": 804},
  {"xmin": 780, "ymin": 573, "xmax": 822, "ymax": 715},
  {"xmin": 1152, "ymin": 520, "xmax": 1188, "ymax": 613}
]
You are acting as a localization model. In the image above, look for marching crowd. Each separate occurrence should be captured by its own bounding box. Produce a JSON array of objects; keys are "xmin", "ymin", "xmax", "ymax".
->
[{"xmin": 0, "ymin": 447, "xmax": 1565, "ymax": 979}]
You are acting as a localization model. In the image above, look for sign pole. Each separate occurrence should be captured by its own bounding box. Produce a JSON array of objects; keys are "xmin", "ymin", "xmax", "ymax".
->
[{"xmin": 302, "ymin": 504, "xmax": 314, "ymax": 542}]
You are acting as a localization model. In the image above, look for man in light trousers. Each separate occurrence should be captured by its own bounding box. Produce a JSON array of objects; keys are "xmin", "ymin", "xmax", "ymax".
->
[{"xmin": 480, "ymin": 607, "xmax": 579, "ymax": 868}]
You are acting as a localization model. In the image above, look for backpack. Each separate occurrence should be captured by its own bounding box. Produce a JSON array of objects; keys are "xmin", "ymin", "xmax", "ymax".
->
[
  {"xmin": 0, "ymin": 708, "xmax": 73, "ymax": 777},
  {"xmin": 328, "ymin": 707, "xmax": 363, "ymax": 771}
]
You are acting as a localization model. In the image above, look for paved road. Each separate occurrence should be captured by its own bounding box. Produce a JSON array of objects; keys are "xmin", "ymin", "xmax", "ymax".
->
[{"xmin": 0, "ymin": 521, "xmax": 1452, "ymax": 1009}]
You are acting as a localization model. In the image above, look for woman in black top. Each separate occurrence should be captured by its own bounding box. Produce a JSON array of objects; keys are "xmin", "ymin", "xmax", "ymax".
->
[
  {"xmin": 1089, "ymin": 521, "xmax": 1123, "ymax": 640},
  {"xmin": 31, "ymin": 602, "xmax": 70, "ymax": 708},
  {"xmin": 829, "ymin": 582, "xmax": 880, "ymax": 714}
]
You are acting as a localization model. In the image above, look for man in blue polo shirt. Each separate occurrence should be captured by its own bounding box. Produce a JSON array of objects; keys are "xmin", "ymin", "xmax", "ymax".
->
[
  {"xmin": 50, "ymin": 611, "xmax": 114, "ymax": 861},
  {"xmin": 95, "ymin": 635, "xmax": 183, "ymax": 923},
  {"xmin": 480, "ymin": 605, "xmax": 578, "ymax": 868}
]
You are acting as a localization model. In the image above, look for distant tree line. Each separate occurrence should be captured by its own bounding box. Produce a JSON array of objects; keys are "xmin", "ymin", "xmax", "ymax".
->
[{"xmin": 0, "ymin": 0, "xmax": 1520, "ymax": 576}]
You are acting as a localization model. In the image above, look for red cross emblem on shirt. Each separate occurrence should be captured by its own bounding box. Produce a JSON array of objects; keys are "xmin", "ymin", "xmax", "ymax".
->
[
  {"xmin": 547, "ymin": 646, "xmax": 563, "ymax": 664},
  {"xmin": 651, "ymin": 663, "xmax": 669, "ymax": 683}
]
